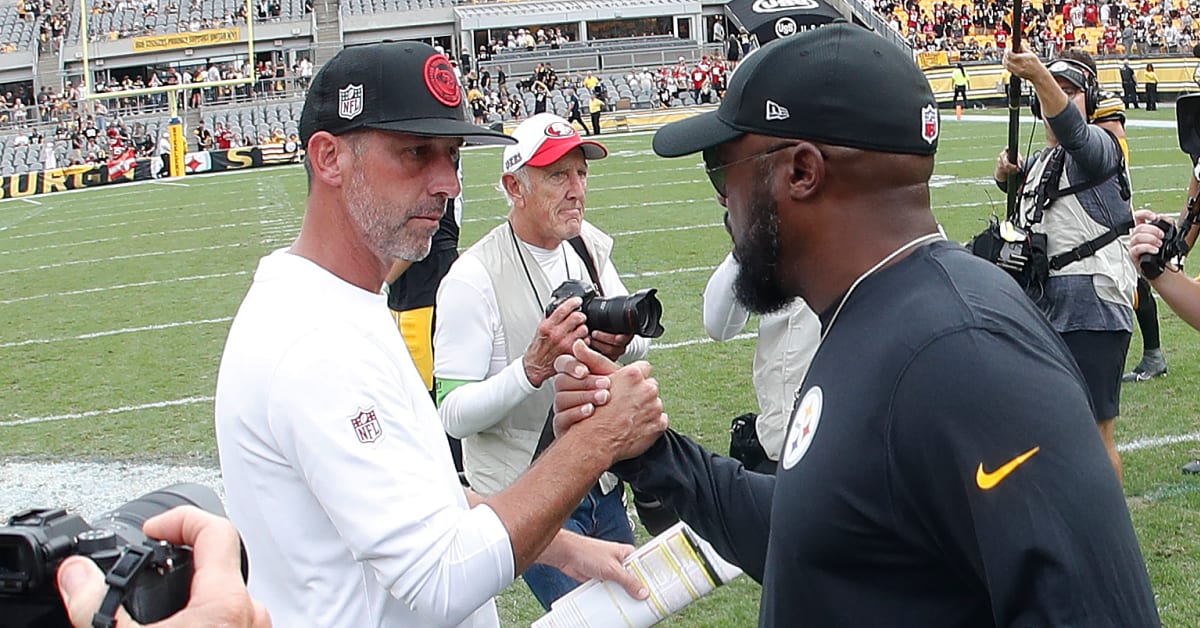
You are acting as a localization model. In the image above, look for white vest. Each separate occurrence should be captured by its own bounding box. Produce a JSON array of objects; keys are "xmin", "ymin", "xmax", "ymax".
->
[
  {"xmin": 1020, "ymin": 147, "xmax": 1135, "ymax": 311},
  {"xmin": 459, "ymin": 221, "xmax": 613, "ymax": 496}
]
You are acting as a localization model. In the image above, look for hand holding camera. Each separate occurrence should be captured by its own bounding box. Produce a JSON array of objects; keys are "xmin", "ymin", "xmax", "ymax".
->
[
  {"xmin": 57, "ymin": 506, "xmax": 270, "ymax": 628},
  {"xmin": 1131, "ymin": 208, "xmax": 1195, "ymax": 280}
]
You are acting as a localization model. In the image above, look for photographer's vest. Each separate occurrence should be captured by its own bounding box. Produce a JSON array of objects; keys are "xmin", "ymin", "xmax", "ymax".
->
[
  {"xmin": 458, "ymin": 221, "xmax": 614, "ymax": 496},
  {"xmin": 1019, "ymin": 142, "xmax": 1136, "ymax": 311}
]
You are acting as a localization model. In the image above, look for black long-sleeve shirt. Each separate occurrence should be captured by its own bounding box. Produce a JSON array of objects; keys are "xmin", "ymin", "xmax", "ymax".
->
[{"xmin": 616, "ymin": 242, "xmax": 1159, "ymax": 627}]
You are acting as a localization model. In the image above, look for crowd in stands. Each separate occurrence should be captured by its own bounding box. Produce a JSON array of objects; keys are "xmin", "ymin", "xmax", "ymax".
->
[
  {"xmin": 13, "ymin": 0, "xmax": 312, "ymax": 53},
  {"xmin": 5, "ymin": 0, "xmax": 1200, "ymax": 175},
  {"xmin": 879, "ymin": 0, "xmax": 1200, "ymax": 59},
  {"xmin": 461, "ymin": 54, "xmax": 732, "ymax": 125}
]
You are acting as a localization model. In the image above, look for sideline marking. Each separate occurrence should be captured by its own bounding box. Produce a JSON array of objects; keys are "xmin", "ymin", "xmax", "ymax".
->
[
  {"xmin": 0, "ymin": 395, "xmax": 214, "ymax": 427},
  {"xmin": 0, "ymin": 317, "xmax": 233, "ymax": 349}
]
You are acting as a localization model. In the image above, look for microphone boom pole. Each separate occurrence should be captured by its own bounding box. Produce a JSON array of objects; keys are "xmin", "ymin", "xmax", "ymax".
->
[{"xmin": 1006, "ymin": 0, "xmax": 1023, "ymax": 218}]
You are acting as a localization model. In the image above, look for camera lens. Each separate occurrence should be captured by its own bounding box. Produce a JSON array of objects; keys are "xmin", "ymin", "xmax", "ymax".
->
[
  {"xmin": 583, "ymin": 289, "xmax": 665, "ymax": 338},
  {"xmin": 90, "ymin": 484, "xmax": 226, "ymax": 550}
]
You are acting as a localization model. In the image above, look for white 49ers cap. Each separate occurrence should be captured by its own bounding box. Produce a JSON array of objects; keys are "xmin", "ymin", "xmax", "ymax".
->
[{"xmin": 502, "ymin": 113, "xmax": 607, "ymax": 173}]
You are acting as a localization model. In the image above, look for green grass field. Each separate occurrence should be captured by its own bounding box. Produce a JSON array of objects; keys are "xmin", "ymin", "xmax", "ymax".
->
[{"xmin": 2, "ymin": 109, "xmax": 1199, "ymax": 626}]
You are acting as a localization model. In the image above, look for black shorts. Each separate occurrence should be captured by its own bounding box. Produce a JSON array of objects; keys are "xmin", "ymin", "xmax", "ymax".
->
[{"xmin": 1060, "ymin": 330, "xmax": 1132, "ymax": 422}]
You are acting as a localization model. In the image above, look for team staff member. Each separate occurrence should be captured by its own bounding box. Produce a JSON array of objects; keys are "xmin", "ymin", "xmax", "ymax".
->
[
  {"xmin": 995, "ymin": 47, "xmax": 1136, "ymax": 484},
  {"xmin": 215, "ymin": 43, "xmax": 663, "ymax": 628},
  {"xmin": 386, "ymin": 165, "xmax": 466, "ymax": 472},
  {"xmin": 1144, "ymin": 63, "xmax": 1159, "ymax": 111},
  {"xmin": 589, "ymin": 89, "xmax": 604, "ymax": 136},
  {"xmin": 702, "ymin": 248, "xmax": 818, "ymax": 473},
  {"xmin": 433, "ymin": 113, "xmax": 649, "ymax": 609},
  {"xmin": 553, "ymin": 24, "xmax": 1159, "ymax": 626},
  {"xmin": 950, "ymin": 62, "xmax": 969, "ymax": 112}
]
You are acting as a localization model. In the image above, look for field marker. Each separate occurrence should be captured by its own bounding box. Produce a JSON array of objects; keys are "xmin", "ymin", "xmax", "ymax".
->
[
  {"xmin": 0, "ymin": 271, "xmax": 250, "ymax": 305},
  {"xmin": 0, "ymin": 317, "xmax": 233, "ymax": 349},
  {"xmin": 1117, "ymin": 431, "xmax": 1200, "ymax": 453},
  {"xmin": 0, "ymin": 242, "xmax": 243, "ymax": 276},
  {"xmin": 18, "ymin": 198, "xmax": 41, "ymax": 206},
  {"xmin": 0, "ymin": 395, "xmax": 214, "ymax": 427}
]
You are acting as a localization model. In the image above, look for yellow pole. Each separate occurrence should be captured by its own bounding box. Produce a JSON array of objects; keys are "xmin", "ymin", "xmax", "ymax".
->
[
  {"xmin": 166, "ymin": 90, "xmax": 186, "ymax": 178},
  {"xmin": 79, "ymin": 0, "xmax": 92, "ymax": 97}
]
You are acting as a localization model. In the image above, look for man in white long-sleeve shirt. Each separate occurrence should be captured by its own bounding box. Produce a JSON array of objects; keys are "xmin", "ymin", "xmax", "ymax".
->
[
  {"xmin": 434, "ymin": 113, "xmax": 650, "ymax": 609},
  {"xmin": 216, "ymin": 44, "xmax": 661, "ymax": 628},
  {"xmin": 703, "ymin": 246, "xmax": 819, "ymax": 473}
]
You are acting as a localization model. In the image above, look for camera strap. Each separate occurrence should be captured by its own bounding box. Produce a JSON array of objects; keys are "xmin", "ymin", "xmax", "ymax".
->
[
  {"xmin": 567, "ymin": 236, "xmax": 603, "ymax": 294},
  {"xmin": 532, "ymin": 236, "xmax": 603, "ymax": 462},
  {"xmin": 1048, "ymin": 218, "xmax": 1134, "ymax": 270},
  {"xmin": 92, "ymin": 542, "xmax": 161, "ymax": 628}
]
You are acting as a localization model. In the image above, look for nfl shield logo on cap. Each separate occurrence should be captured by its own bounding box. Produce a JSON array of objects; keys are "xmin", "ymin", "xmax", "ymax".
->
[
  {"xmin": 339, "ymin": 84, "xmax": 363, "ymax": 120},
  {"xmin": 921, "ymin": 104, "xmax": 939, "ymax": 145}
]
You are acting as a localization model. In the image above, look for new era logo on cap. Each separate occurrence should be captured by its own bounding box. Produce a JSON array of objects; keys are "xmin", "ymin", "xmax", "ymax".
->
[
  {"xmin": 502, "ymin": 113, "xmax": 608, "ymax": 173},
  {"xmin": 765, "ymin": 100, "xmax": 790, "ymax": 121}
]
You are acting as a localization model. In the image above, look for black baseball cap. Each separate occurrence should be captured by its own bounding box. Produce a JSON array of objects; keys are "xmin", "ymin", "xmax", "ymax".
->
[
  {"xmin": 653, "ymin": 22, "xmax": 939, "ymax": 158},
  {"xmin": 1046, "ymin": 59, "xmax": 1092, "ymax": 92},
  {"xmin": 299, "ymin": 41, "xmax": 514, "ymax": 146}
]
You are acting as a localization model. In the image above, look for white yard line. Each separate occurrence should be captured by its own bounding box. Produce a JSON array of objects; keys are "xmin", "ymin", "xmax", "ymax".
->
[
  {"xmin": 0, "ymin": 317, "xmax": 233, "ymax": 349},
  {"xmin": 0, "ymin": 395, "xmax": 214, "ymax": 427},
  {"xmin": 0, "ymin": 270, "xmax": 250, "ymax": 305},
  {"xmin": 0, "ymin": 242, "xmax": 243, "ymax": 276}
]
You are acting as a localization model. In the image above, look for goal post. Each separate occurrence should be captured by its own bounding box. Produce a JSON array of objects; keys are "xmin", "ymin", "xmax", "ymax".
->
[{"xmin": 77, "ymin": 0, "xmax": 257, "ymax": 177}]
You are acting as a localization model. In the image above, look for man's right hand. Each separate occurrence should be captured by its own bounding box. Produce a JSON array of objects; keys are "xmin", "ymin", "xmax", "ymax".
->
[
  {"xmin": 553, "ymin": 340, "xmax": 668, "ymax": 463},
  {"xmin": 57, "ymin": 506, "xmax": 271, "ymax": 628},
  {"xmin": 524, "ymin": 296, "xmax": 589, "ymax": 387}
]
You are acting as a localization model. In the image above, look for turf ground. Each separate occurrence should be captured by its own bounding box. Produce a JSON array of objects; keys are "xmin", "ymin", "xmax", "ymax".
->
[{"xmin": 1, "ymin": 108, "xmax": 1199, "ymax": 626}]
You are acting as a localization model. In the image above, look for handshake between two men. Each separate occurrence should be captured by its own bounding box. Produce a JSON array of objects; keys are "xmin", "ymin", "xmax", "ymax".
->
[{"xmin": 550, "ymin": 339, "xmax": 669, "ymax": 467}]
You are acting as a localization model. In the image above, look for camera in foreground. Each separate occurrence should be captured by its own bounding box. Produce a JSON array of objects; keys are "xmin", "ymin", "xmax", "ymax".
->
[
  {"xmin": 1139, "ymin": 215, "xmax": 1195, "ymax": 280},
  {"xmin": 0, "ymin": 483, "xmax": 231, "ymax": 628},
  {"xmin": 546, "ymin": 279, "xmax": 665, "ymax": 338}
]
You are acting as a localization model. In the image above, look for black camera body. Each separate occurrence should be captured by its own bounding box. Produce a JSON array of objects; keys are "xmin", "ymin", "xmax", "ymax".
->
[
  {"xmin": 545, "ymin": 279, "xmax": 665, "ymax": 338},
  {"xmin": 0, "ymin": 483, "xmax": 227, "ymax": 628},
  {"xmin": 1139, "ymin": 217, "xmax": 1193, "ymax": 280}
]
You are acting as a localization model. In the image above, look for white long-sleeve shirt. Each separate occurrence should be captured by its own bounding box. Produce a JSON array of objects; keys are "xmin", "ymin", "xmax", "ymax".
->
[
  {"xmin": 702, "ymin": 252, "xmax": 819, "ymax": 459},
  {"xmin": 216, "ymin": 250, "xmax": 514, "ymax": 627},
  {"xmin": 435, "ymin": 239, "xmax": 649, "ymax": 439}
]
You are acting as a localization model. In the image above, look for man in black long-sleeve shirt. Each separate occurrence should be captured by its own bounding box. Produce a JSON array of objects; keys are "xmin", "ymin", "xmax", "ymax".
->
[{"xmin": 553, "ymin": 24, "xmax": 1160, "ymax": 627}]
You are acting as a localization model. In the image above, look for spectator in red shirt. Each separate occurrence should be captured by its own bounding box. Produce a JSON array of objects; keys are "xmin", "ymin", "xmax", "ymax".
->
[{"xmin": 215, "ymin": 121, "xmax": 235, "ymax": 149}]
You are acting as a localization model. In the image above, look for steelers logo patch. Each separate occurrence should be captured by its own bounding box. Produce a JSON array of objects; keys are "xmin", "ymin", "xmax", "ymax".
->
[{"xmin": 781, "ymin": 386, "xmax": 822, "ymax": 470}]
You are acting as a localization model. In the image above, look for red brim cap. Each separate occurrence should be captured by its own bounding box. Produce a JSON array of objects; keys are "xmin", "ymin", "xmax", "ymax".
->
[{"xmin": 525, "ymin": 136, "xmax": 607, "ymax": 167}]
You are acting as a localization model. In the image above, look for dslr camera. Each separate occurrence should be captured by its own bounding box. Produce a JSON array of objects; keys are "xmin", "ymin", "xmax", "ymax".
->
[
  {"xmin": 0, "ymin": 483, "xmax": 233, "ymax": 628},
  {"xmin": 1139, "ymin": 95, "xmax": 1200, "ymax": 279},
  {"xmin": 1138, "ymin": 211, "xmax": 1197, "ymax": 280},
  {"xmin": 545, "ymin": 279, "xmax": 665, "ymax": 338}
]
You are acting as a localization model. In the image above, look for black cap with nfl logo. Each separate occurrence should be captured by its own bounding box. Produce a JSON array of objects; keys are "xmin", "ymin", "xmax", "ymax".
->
[
  {"xmin": 652, "ymin": 21, "xmax": 939, "ymax": 158},
  {"xmin": 299, "ymin": 41, "xmax": 514, "ymax": 146}
]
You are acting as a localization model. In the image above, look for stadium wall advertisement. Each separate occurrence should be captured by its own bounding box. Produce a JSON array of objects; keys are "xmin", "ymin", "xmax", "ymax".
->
[
  {"xmin": 131, "ymin": 27, "xmax": 242, "ymax": 53},
  {"xmin": 0, "ymin": 143, "xmax": 302, "ymax": 200},
  {"xmin": 924, "ymin": 55, "xmax": 1200, "ymax": 104}
]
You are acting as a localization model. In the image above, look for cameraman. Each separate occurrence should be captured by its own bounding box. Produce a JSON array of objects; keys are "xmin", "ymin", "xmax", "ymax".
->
[
  {"xmin": 1129, "ymin": 168, "xmax": 1200, "ymax": 474},
  {"xmin": 56, "ymin": 506, "xmax": 270, "ymax": 628},
  {"xmin": 994, "ymin": 47, "xmax": 1136, "ymax": 484},
  {"xmin": 433, "ymin": 113, "xmax": 649, "ymax": 609}
]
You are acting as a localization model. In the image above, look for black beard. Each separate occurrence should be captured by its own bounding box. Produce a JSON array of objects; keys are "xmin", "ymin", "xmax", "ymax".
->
[{"xmin": 732, "ymin": 188, "xmax": 792, "ymax": 315}]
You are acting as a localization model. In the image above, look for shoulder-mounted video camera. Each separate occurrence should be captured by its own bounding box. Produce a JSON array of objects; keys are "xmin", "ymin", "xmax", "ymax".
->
[
  {"xmin": 546, "ymin": 279, "xmax": 665, "ymax": 338},
  {"xmin": 0, "ymin": 483, "xmax": 239, "ymax": 628}
]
